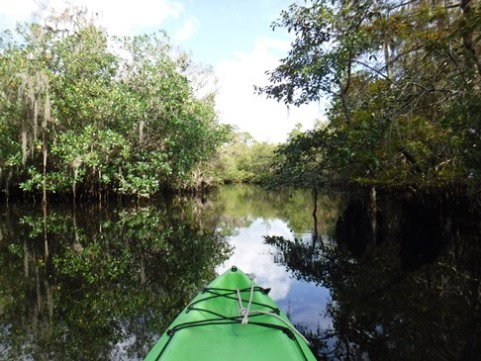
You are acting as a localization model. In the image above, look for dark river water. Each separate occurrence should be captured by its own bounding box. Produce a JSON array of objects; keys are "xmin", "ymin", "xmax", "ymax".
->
[{"xmin": 0, "ymin": 185, "xmax": 480, "ymax": 360}]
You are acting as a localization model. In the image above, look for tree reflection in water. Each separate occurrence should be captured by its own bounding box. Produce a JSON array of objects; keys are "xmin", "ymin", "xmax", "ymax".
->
[
  {"xmin": 0, "ymin": 199, "xmax": 231, "ymax": 360},
  {"xmin": 266, "ymin": 188, "xmax": 481, "ymax": 361},
  {"xmin": 1, "ymin": 186, "xmax": 480, "ymax": 360}
]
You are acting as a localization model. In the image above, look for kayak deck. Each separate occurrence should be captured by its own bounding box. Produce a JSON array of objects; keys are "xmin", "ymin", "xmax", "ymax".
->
[{"xmin": 145, "ymin": 266, "xmax": 317, "ymax": 361}]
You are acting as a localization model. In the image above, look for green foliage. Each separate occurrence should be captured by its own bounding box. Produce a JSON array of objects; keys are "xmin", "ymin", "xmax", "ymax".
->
[
  {"xmin": 0, "ymin": 7, "xmax": 226, "ymax": 200},
  {"xmin": 213, "ymin": 185, "xmax": 339, "ymax": 240},
  {"xmin": 0, "ymin": 199, "xmax": 232, "ymax": 360},
  {"xmin": 271, "ymin": 127, "xmax": 328, "ymax": 188},
  {"xmin": 7, "ymin": 244, "xmax": 23, "ymax": 258},
  {"xmin": 117, "ymin": 156, "xmax": 165, "ymax": 198},
  {"xmin": 214, "ymin": 130, "xmax": 278, "ymax": 184},
  {"xmin": 265, "ymin": 189, "xmax": 481, "ymax": 360},
  {"xmin": 260, "ymin": 0, "xmax": 481, "ymax": 188},
  {"xmin": 54, "ymin": 243, "xmax": 132, "ymax": 284}
]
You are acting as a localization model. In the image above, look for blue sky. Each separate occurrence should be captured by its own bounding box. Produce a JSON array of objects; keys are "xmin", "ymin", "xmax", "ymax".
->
[
  {"xmin": 164, "ymin": 0, "xmax": 290, "ymax": 65},
  {"xmin": 0, "ymin": 0, "xmax": 325, "ymax": 143}
]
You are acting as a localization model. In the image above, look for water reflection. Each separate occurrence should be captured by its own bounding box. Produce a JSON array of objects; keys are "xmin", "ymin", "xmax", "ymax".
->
[
  {"xmin": 267, "ymin": 187, "xmax": 481, "ymax": 360},
  {"xmin": 3, "ymin": 185, "xmax": 477, "ymax": 361},
  {"xmin": 214, "ymin": 186, "xmax": 336, "ymax": 333},
  {"xmin": 217, "ymin": 218, "xmax": 294, "ymax": 300},
  {"xmin": 0, "ymin": 200, "xmax": 232, "ymax": 360},
  {"xmin": 1, "ymin": 186, "xmax": 334, "ymax": 360}
]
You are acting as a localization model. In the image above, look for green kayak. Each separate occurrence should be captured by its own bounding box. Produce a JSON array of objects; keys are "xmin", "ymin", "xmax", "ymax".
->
[{"xmin": 144, "ymin": 266, "xmax": 317, "ymax": 361}]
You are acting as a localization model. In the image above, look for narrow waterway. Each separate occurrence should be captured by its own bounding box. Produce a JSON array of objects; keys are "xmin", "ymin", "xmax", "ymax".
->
[{"xmin": 0, "ymin": 185, "xmax": 480, "ymax": 360}]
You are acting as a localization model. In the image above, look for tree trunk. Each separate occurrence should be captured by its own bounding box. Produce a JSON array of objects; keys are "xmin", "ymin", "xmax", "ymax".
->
[
  {"xmin": 460, "ymin": 0, "xmax": 481, "ymax": 77},
  {"xmin": 6, "ymin": 168, "xmax": 13, "ymax": 202},
  {"xmin": 42, "ymin": 129, "xmax": 47, "ymax": 205},
  {"xmin": 383, "ymin": 41, "xmax": 391, "ymax": 80},
  {"xmin": 73, "ymin": 169, "xmax": 77, "ymax": 202},
  {"xmin": 139, "ymin": 118, "xmax": 145, "ymax": 145},
  {"xmin": 312, "ymin": 187, "xmax": 322, "ymax": 253},
  {"xmin": 21, "ymin": 130, "xmax": 28, "ymax": 166},
  {"xmin": 23, "ymin": 239, "xmax": 29, "ymax": 278},
  {"xmin": 33, "ymin": 98, "xmax": 39, "ymax": 143},
  {"xmin": 338, "ymin": 83, "xmax": 352, "ymax": 124},
  {"xmin": 42, "ymin": 201, "xmax": 49, "ymax": 260}
]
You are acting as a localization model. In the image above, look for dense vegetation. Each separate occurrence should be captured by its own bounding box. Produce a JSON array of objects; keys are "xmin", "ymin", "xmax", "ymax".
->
[
  {"xmin": 266, "ymin": 188, "xmax": 481, "ymax": 359},
  {"xmin": 259, "ymin": 0, "xmax": 481, "ymax": 189},
  {"xmin": 4, "ymin": 1, "xmax": 478, "ymax": 202},
  {"xmin": 0, "ymin": 7, "xmax": 229, "ymax": 202},
  {"xmin": 212, "ymin": 131, "xmax": 277, "ymax": 184},
  {"xmin": 0, "ymin": 199, "xmax": 231, "ymax": 359}
]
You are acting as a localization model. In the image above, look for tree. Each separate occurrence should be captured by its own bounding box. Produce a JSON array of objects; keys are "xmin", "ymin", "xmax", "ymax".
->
[
  {"xmin": 0, "ymin": 5, "xmax": 227, "ymax": 200},
  {"xmin": 116, "ymin": 32, "xmax": 229, "ymax": 192},
  {"xmin": 258, "ymin": 0, "xmax": 481, "ymax": 186},
  {"xmin": 213, "ymin": 130, "xmax": 277, "ymax": 184}
]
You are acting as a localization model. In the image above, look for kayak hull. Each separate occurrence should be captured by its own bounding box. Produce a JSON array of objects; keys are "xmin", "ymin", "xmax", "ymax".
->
[{"xmin": 145, "ymin": 266, "xmax": 317, "ymax": 361}]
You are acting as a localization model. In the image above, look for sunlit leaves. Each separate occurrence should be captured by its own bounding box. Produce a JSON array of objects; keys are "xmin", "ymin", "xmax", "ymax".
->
[
  {"xmin": 0, "ymin": 8, "xmax": 225, "ymax": 199},
  {"xmin": 214, "ymin": 130, "xmax": 278, "ymax": 184},
  {"xmin": 261, "ymin": 0, "xmax": 481, "ymax": 187}
]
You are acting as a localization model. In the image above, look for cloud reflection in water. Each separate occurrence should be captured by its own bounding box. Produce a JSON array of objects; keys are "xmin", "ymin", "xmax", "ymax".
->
[{"xmin": 217, "ymin": 217, "xmax": 331, "ymax": 331}]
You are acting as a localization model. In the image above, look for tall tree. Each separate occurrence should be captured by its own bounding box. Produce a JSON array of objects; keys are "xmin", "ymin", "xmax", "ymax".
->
[
  {"xmin": 259, "ymin": 0, "xmax": 481, "ymax": 186},
  {"xmin": 0, "ymin": 5, "xmax": 227, "ymax": 200}
]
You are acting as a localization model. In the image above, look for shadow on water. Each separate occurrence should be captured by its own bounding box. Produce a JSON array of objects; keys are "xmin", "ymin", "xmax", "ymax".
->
[
  {"xmin": 2, "ymin": 185, "xmax": 481, "ymax": 361},
  {"xmin": 0, "ymin": 198, "xmax": 232, "ymax": 360},
  {"xmin": 266, "ymin": 187, "xmax": 481, "ymax": 361},
  {"xmin": 0, "ymin": 185, "xmax": 340, "ymax": 361}
]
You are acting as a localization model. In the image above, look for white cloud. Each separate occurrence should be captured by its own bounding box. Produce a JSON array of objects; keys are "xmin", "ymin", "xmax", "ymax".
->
[
  {"xmin": 174, "ymin": 16, "xmax": 199, "ymax": 43},
  {"xmin": 0, "ymin": 0, "xmax": 37, "ymax": 29},
  {"xmin": 0, "ymin": 0, "xmax": 184, "ymax": 35},
  {"xmin": 217, "ymin": 217, "xmax": 333, "ymax": 330},
  {"xmin": 217, "ymin": 218, "xmax": 294, "ymax": 300},
  {"xmin": 214, "ymin": 36, "xmax": 325, "ymax": 143},
  {"xmin": 0, "ymin": 1, "xmax": 327, "ymax": 144},
  {"xmin": 47, "ymin": 0, "xmax": 184, "ymax": 35}
]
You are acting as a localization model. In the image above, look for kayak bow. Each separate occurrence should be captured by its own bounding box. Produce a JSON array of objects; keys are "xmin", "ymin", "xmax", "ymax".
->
[{"xmin": 144, "ymin": 266, "xmax": 317, "ymax": 361}]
